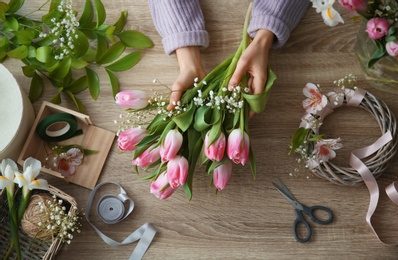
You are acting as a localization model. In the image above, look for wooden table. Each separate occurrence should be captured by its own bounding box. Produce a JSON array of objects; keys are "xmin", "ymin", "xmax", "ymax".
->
[{"xmin": 4, "ymin": 1, "xmax": 398, "ymax": 259}]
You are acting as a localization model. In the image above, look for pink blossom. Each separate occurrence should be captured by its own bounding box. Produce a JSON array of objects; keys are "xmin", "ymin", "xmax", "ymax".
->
[
  {"xmin": 386, "ymin": 41, "xmax": 398, "ymax": 57},
  {"xmin": 160, "ymin": 129, "xmax": 183, "ymax": 162},
  {"xmin": 132, "ymin": 144, "xmax": 161, "ymax": 168},
  {"xmin": 115, "ymin": 90, "xmax": 149, "ymax": 109},
  {"xmin": 204, "ymin": 131, "xmax": 226, "ymax": 162},
  {"xmin": 150, "ymin": 172, "xmax": 176, "ymax": 200},
  {"xmin": 365, "ymin": 18, "xmax": 390, "ymax": 40},
  {"xmin": 227, "ymin": 129, "xmax": 250, "ymax": 165},
  {"xmin": 55, "ymin": 147, "xmax": 83, "ymax": 176},
  {"xmin": 302, "ymin": 83, "xmax": 328, "ymax": 114},
  {"xmin": 166, "ymin": 155, "xmax": 188, "ymax": 189},
  {"xmin": 213, "ymin": 160, "xmax": 233, "ymax": 191},
  {"xmin": 117, "ymin": 127, "xmax": 146, "ymax": 151},
  {"xmin": 338, "ymin": 0, "xmax": 367, "ymax": 15},
  {"xmin": 313, "ymin": 138, "xmax": 343, "ymax": 163}
]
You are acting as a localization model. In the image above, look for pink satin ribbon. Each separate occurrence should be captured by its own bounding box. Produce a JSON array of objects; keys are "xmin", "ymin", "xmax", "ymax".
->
[{"xmin": 350, "ymin": 131, "xmax": 398, "ymax": 245}]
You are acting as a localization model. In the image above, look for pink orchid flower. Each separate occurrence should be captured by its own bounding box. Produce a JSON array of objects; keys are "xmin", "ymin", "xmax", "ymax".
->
[
  {"xmin": 386, "ymin": 41, "xmax": 398, "ymax": 57},
  {"xmin": 132, "ymin": 144, "xmax": 161, "ymax": 168},
  {"xmin": 213, "ymin": 160, "xmax": 233, "ymax": 191},
  {"xmin": 314, "ymin": 138, "xmax": 343, "ymax": 163},
  {"xmin": 204, "ymin": 131, "xmax": 226, "ymax": 162},
  {"xmin": 117, "ymin": 127, "xmax": 147, "ymax": 151},
  {"xmin": 227, "ymin": 129, "xmax": 250, "ymax": 166},
  {"xmin": 302, "ymin": 83, "xmax": 328, "ymax": 114},
  {"xmin": 166, "ymin": 155, "xmax": 188, "ymax": 189},
  {"xmin": 338, "ymin": 0, "xmax": 368, "ymax": 15},
  {"xmin": 150, "ymin": 172, "xmax": 176, "ymax": 200},
  {"xmin": 366, "ymin": 18, "xmax": 390, "ymax": 40},
  {"xmin": 160, "ymin": 129, "xmax": 183, "ymax": 162},
  {"xmin": 115, "ymin": 90, "xmax": 150, "ymax": 109}
]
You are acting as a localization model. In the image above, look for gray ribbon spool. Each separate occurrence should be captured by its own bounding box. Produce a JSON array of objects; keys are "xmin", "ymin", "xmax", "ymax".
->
[{"xmin": 86, "ymin": 182, "xmax": 156, "ymax": 260}]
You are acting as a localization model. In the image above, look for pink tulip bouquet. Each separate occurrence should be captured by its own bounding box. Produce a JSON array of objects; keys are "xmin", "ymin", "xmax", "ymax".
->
[
  {"xmin": 114, "ymin": 4, "xmax": 276, "ymax": 200},
  {"xmin": 310, "ymin": 0, "xmax": 398, "ymax": 67}
]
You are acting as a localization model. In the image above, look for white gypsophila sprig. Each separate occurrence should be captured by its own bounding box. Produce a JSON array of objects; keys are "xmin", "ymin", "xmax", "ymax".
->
[
  {"xmin": 36, "ymin": 195, "xmax": 81, "ymax": 244},
  {"xmin": 45, "ymin": 0, "xmax": 79, "ymax": 60}
]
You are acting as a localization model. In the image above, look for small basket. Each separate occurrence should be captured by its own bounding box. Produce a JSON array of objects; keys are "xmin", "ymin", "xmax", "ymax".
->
[
  {"xmin": 0, "ymin": 185, "xmax": 78, "ymax": 259},
  {"xmin": 311, "ymin": 91, "xmax": 398, "ymax": 185}
]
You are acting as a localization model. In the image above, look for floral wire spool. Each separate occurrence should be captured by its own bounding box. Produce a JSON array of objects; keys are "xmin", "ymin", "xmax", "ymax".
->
[
  {"xmin": 290, "ymin": 75, "xmax": 398, "ymax": 186},
  {"xmin": 0, "ymin": 185, "xmax": 78, "ymax": 260}
]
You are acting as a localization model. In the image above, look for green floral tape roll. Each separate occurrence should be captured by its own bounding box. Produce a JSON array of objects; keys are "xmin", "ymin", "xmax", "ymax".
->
[{"xmin": 36, "ymin": 113, "xmax": 83, "ymax": 142}]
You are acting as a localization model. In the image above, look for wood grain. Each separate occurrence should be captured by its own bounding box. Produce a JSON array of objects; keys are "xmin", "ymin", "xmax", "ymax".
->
[{"xmin": 4, "ymin": 1, "xmax": 398, "ymax": 259}]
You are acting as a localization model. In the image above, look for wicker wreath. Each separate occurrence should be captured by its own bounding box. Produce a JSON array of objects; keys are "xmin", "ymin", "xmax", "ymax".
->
[{"xmin": 290, "ymin": 76, "xmax": 398, "ymax": 186}]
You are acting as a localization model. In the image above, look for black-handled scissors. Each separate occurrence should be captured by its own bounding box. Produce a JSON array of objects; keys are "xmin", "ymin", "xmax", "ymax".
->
[{"xmin": 272, "ymin": 178, "xmax": 333, "ymax": 243}]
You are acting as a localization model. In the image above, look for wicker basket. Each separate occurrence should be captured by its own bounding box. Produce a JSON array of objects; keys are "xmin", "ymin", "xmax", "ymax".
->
[
  {"xmin": 0, "ymin": 185, "xmax": 78, "ymax": 259},
  {"xmin": 311, "ymin": 91, "xmax": 398, "ymax": 185}
]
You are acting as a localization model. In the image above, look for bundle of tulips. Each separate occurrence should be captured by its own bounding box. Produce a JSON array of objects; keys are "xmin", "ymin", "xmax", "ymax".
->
[{"xmin": 114, "ymin": 4, "xmax": 276, "ymax": 200}]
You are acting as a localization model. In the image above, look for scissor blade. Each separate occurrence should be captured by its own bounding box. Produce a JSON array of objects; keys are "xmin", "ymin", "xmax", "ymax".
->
[
  {"xmin": 276, "ymin": 178, "xmax": 297, "ymax": 201},
  {"xmin": 272, "ymin": 181, "xmax": 297, "ymax": 207}
]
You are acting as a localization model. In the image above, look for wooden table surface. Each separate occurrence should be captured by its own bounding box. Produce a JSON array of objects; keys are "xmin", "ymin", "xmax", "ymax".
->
[{"xmin": 4, "ymin": 0, "xmax": 398, "ymax": 259}]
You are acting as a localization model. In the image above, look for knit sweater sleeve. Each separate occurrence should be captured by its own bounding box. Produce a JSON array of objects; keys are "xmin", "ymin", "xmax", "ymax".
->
[
  {"xmin": 149, "ymin": 0, "xmax": 209, "ymax": 55},
  {"xmin": 248, "ymin": 0, "xmax": 309, "ymax": 48}
]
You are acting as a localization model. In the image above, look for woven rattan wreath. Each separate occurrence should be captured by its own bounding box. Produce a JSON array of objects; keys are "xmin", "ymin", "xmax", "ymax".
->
[{"xmin": 289, "ymin": 75, "xmax": 398, "ymax": 186}]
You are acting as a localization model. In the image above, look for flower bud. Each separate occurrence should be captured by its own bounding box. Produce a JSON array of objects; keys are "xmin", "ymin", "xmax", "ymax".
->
[
  {"xmin": 115, "ymin": 90, "xmax": 149, "ymax": 109},
  {"xmin": 132, "ymin": 144, "xmax": 161, "ymax": 168},
  {"xmin": 366, "ymin": 18, "xmax": 390, "ymax": 40},
  {"xmin": 386, "ymin": 41, "xmax": 398, "ymax": 57},
  {"xmin": 338, "ymin": 0, "xmax": 367, "ymax": 15},
  {"xmin": 117, "ymin": 127, "xmax": 146, "ymax": 151},
  {"xmin": 213, "ymin": 160, "xmax": 233, "ymax": 191},
  {"xmin": 160, "ymin": 129, "xmax": 183, "ymax": 162},
  {"xmin": 166, "ymin": 155, "xmax": 188, "ymax": 188},
  {"xmin": 227, "ymin": 129, "xmax": 250, "ymax": 165},
  {"xmin": 204, "ymin": 131, "xmax": 226, "ymax": 162},
  {"xmin": 150, "ymin": 172, "xmax": 176, "ymax": 200}
]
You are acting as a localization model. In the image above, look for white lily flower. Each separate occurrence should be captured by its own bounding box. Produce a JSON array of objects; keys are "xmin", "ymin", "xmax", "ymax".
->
[
  {"xmin": 321, "ymin": 7, "xmax": 344, "ymax": 27},
  {"xmin": 0, "ymin": 158, "xmax": 19, "ymax": 193}
]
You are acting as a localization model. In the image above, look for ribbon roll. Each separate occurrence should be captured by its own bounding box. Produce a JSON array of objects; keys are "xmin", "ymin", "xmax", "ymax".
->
[
  {"xmin": 36, "ymin": 113, "xmax": 83, "ymax": 142},
  {"xmin": 86, "ymin": 182, "xmax": 156, "ymax": 260}
]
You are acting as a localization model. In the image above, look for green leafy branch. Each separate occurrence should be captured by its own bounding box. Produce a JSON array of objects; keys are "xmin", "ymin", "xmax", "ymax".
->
[{"xmin": 0, "ymin": 0, "xmax": 153, "ymax": 111}]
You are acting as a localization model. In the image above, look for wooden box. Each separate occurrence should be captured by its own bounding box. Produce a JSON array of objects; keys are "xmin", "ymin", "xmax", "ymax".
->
[{"xmin": 18, "ymin": 101, "xmax": 115, "ymax": 189}]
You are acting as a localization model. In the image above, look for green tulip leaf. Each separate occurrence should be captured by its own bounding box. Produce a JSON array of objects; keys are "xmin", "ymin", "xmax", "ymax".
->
[
  {"xmin": 105, "ymin": 51, "xmax": 141, "ymax": 72},
  {"xmin": 86, "ymin": 67, "xmax": 100, "ymax": 100},
  {"xmin": 29, "ymin": 73, "xmax": 43, "ymax": 102},
  {"xmin": 173, "ymin": 102, "xmax": 196, "ymax": 132},
  {"xmin": 97, "ymin": 41, "xmax": 126, "ymax": 65},
  {"xmin": 113, "ymin": 10, "xmax": 128, "ymax": 34},
  {"xmin": 118, "ymin": 30, "xmax": 154, "ymax": 48},
  {"xmin": 94, "ymin": 0, "xmax": 106, "ymax": 28},
  {"xmin": 7, "ymin": 45, "xmax": 28, "ymax": 59},
  {"xmin": 105, "ymin": 68, "xmax": 119, "ymax": 97}
]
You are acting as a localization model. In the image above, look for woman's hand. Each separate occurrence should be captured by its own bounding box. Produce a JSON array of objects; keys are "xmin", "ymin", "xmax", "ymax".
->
[{"xmin": 167, "ymin": 46, "xmax": 206, "ymax": 110}]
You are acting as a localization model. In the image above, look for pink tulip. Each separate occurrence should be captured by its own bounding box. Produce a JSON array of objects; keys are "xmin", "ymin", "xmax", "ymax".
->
[
  {"xmin": 117, "ymin": 127, "xmax": 146, "ymax": 151},
  {"xmin": 160, "ymin": 129, "xmax": 183, "ymax": 162},
  {"xmin": 227, "ymin": 129, "xmax": 250, "ymax": 165},
  {"xmin": 386, "ymin": 41, "xmax": 398, "ymax": 57},
  {"xmin": 204, "ymin": 131, "xmax": 226, "ymax": 162},
  {"xmin": 150, "ymin": 172, "xmax": 176, "ymax": 200},
  {"xmin": 338, "ymin": 0, "xmax": 367, "ymax": 15},
  {"xmin": 366, "ymin": 18, "xmax": 390, "ymax": 40},
  {"xmin": 166, "ymin": 155, "xmax": 188, "ymax": 188},
  {"xmin": 132, "ymin": 144, "xmax": 161, "ymax": 167},
  {"xmin": 115, "ymin": 90, "xmax": 150, "ymax": 109},
  {"xmin": 213, "ymin": 160, "xmax": 233, "ymax": 191}
]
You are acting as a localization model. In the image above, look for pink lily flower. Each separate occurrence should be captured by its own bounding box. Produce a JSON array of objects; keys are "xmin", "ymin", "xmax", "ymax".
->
[
  {"xmin": 314, "ymin": 138, "xmax": 343, "ymax": 163},
  {"xmin": 115, "ymin": 90, "xmax": 150, "ymax": 109},
  {"xmin": 150, "ymin": 172, "xmax": 176, "ymax": 200},
  {"xmin": 132, "ymin": 144, "xmax": 161, "ymax": 168},
  {"xmin": 117, "ymin": 127, "xmax": 146, "ymax": 151},
  {"xmin": 227, "ymin": 129, "xmax": 250, "ymax": 166},
  {"xmin": 55, "ymin": 147, "xmax": 84, "ymax": 177},
  {"xmin": 204, "ymin": 131, "xmax": 226, "ymax": 162},
  {"xmin": 160, "ymin": 129, "xmax": 183, "ymax": 162},
  {"xmin": 213, "ymin": 160, "xmax": 233, "ymax": 191},
  {"xmin": 366, "ymin": 18, "xmax": 390, "ymax": 40},
  {"xmin": 302, "ymin": 83, "xmax": 328, "ymax": 114},
  {"xmin": 166, "ymin": 155, "xmax": 188, "ymax": 189}
]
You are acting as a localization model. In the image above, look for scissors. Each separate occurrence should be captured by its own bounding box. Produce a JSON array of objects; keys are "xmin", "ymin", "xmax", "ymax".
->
[{"xmin": 272, "ymin": 178, "xmax": 333, "ymax": 243}]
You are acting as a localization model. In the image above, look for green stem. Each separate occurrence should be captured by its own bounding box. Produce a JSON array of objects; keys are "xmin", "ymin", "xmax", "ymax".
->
[{"xmin": 5, "ymin": 192, "xmax": 21, "ymax": 260}]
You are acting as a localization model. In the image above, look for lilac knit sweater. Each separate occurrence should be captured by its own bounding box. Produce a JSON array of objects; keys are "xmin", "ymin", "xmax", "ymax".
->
[{"xmin": 149, "ymin": 0, "xmax": 309, "ymax": 55}]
